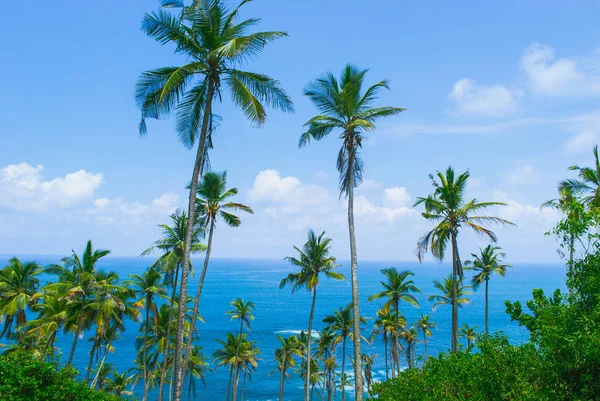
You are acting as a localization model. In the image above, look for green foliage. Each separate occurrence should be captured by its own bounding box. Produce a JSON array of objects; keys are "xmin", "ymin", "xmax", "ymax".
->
[
  {"xmin": 369, "ymin": 335, "xmax": 543, "ymax": 401},
  {"xmin": 0, "ymin": 352, "xmax": 121, "ymax": 401}
]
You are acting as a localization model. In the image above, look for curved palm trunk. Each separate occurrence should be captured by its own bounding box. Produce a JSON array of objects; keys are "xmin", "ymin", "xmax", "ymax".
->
[
  {"xmin": 232, "ymin": 365, "xmax": 241, "ymax": 401},
  {"xmin": 67, "ymin": 296, "xmax": 86, "ymax": 366},
  {"xmin": 305, "ymin": 288, "xmax": 317, "ymax": 401},
  {"xmin": 346, "ymin": 154, "xmax": 364, "ymax": 401},
  {"xmin": 450, "ymin": 231, "xmax": 459, "ymax": 352},
  {"xmin": 42, "ymin": 330, "xmax": 58, "ymax": 360},
  {"xmin": 341, "ymin": 337, "xmax": 346, "ymax": 401},
  {"xmin": 86, "ymin": 333, "xmax": 100, "ymax": 381},
  {"xmin": 422, "ymin": 331, "xmax": 428, "ymax": 358},
  {"xmin": 173, "ymin": 81, "xmax": 215, "ymax": 401},
  {"xmin": 182, "ymin": 220, "xmax": 215, "ymax": 381},
  {"xmin": 158, "ymin": 262, "xmax": 180, "ymax": 401},
  {"xmin": 90, "ymin": 340, "xmax": 113, "ymax": 389},
  {"xmin": 279, "ymin": 366, "xmax": 286, "ymax": 401},
  {"xmin": 485, "ymin": 278, "xmax": 489, "ymax": 337},
  {"xmin": 383, "ymin": 332, "xmax": 389, "ymax": 380}
]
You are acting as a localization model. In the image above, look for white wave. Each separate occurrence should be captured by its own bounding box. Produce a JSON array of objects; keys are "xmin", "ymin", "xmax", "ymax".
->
[{"xmin": 274, "ymin": 329, "xmax": 321, "ymax": 338}]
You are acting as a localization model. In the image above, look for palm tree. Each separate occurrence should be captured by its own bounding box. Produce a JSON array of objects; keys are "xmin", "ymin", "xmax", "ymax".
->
[
  {"xmin": 45, "ymin": 240, "xmax": 111, "ymax": 365},
  {"xmin": 368, "ymin": 268, "xmax": 420, "ymax": 377},
  {"xmin": 136, "ymin": 2, "xmax": 293, "ymax": 397},
  {"xmin": 142, "ymin": 210, "xmax": 205, "ymax": 401},
  {"xmin": 464, "ymin": 245, "xmax": 512, "ymax": 336},
  {"xmin": 182, "ymin": 172, "xmax": 253, "ymax": 380},
  {"xmin": 0, "ymin": 258, "xmax": 42, "ymax": 341},
  {"xmin": 274, "ymin": 335, "xmax": 303, "ymax": 401},
  {"xmin": 105, "ymin": 369, "xmax": 135, "ymax": 397},
  {"xmin": 315, "ymin": 328, "xmax": 336, "ymax": 401},
  {"xmin": 559, "ymin": 145, "xmax": 600, "ymax": 207},
  {"xmin": 280, "ymin": 230, "xmax": 344, "ymax": 401},
  {"xmin": 24, "ymin": 292, "xmax": 68, "ymax": 359},
  {"xmin": 458, "ymin": 324, "xmax": 478, "ymax": 348},
  {"xmin": 301, "ymin": 64, "xmax": 404, "ymax": 401},
  {"xmin": 399, "ymin": 326, "xmax": 418, "ymax": 369},
  {"xmin": 428, "ymin": 275, "xmax": 472, "ymax": 311},
  {"xmin": 125, "ymin": 267, "xmax": 165, "ymax": 401},
  {"xmin": 361, "ymin": 354, "xmax": 376, "ymax": 393},
  {"xmin": 227, "ymin": 298, "xmax": 255, "ymax": 336},
  {"xmin": 415, "ymin": 167, "xmax": 513, "ymax": 352},
  {"xmin": 186, "ymin": 345, "xmax": 208, "ymax": 400},
  {"xmin": 214, "ymin": 333, "xmax": 260, "ymax": 401},
  {"xmin": 414, "ymin": 314, "xmax": 437, "ymax": 359},
  {"xmin": 372, "ymin": 308, "xmax": 399, "ymax": 380},
  {"xmin": 323, "ymin": 303, "xmax": 365, "ymax": 401}
]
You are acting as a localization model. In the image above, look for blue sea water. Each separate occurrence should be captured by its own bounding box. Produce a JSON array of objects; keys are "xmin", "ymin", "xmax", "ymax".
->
[{"xmin": 0, "ymin": 255, "xmax": 566, "ymax": 401}]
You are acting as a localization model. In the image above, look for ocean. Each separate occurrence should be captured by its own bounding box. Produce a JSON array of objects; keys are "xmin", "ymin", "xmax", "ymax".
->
[{"xmin": 0, "ymin": 255, "xmax": 567, "ymax": 401}]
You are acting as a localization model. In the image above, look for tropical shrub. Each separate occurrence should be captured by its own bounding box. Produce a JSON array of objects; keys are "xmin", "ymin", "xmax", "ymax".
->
[{"xmin": 0, "ymin": 352, "xmax": 121, "ymax": 401}]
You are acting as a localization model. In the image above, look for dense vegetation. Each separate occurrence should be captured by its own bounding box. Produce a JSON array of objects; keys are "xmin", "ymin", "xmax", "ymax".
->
[
  {"xmin": 369, "ymin": 151, "xmax": 600, "ymax": 401},
  {"xmin": 1, "ymin": 1, "xmax": 598, "ymax": 401}
]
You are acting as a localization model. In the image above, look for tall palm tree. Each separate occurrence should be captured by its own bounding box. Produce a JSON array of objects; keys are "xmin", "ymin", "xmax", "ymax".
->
[
  {"xmin": 368, "ymin": 268, "xmax": 420, "ymax": 377},
  {"xmin": 45, "ymin": 240, "xmax": 111, "ymax": 365},
  {"xmin": 274, "ymin": 335, "xmax": 303, "ymax": 401},
  {"xmin": 323, "ymin": 303, "xmax": 365, "ymax": 401},
  {"xmin": 186, "ymin": 345, "xmax": 208, "ymax": 401},
  {"xmin": 0, "ymin": 258, "xmax": 42, "ymax": 341},
  {"xmin": 428, "ymin": 275, "xmax": 472, "ymax": 311},
  {"xmin": 182, "ymin": 172, "xmax": 253, "ymax": 380},
  {"xmin": 280, "ymin": 230, "xmax": 344, "ymax": 401},
  {"xmin": 136, "ymin": 2, "xmax": 293, "ymax": 397},
  {"xmin": 227, "ymin": 298, "xmax": 255, "ymax": 336},
  {"xmin": 142, "ymin": 210, "xmax": 205, "ymax": 401},
  {"xmin": 458, "ymin": 324, "xmax": 478, "ymax": 348},
  {"xmin": 361, "ymin": 354, "xmax": 376, "ymax": 394},
  {"xmin": 559, "ymin": 145, "xmax": 600, "ymax": 207},
  {"xmin": 399, "ymin": 326, "xmax": 418, "ymax": 369},
  {"xmin": 125, "ymin": 267, "xmax": 165, "ymax": 401},
  {"xmin": 415, "ymin": 167, "xmax": 512, "ymax": 352},
  {"xmin": 414, "ymin": 314, "xmax": 437, "ymax": 358},
  {"xmin": 464, "ymin": 245, "xmax": 512, "ymax": 336},
  {"xmin": 315, "ymin": 327, "xmax": 337, "ymax": 401},
  {"xmin": 301, "ymin": 65, "xmax": 404, "ymax": 401}
]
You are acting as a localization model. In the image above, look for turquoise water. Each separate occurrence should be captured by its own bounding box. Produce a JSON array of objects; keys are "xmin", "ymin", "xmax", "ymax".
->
[{"xmin": 0, "ymin": 255, "xmax": 566, "ymax": 400}]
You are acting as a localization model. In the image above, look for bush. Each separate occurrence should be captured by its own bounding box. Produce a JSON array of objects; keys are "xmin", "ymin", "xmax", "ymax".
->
[
  {"xmin": 369, "ymin": 335, "xmax": 545, "ymax": 401},
  {"xmin": 0, "ymin": 352, "xmax": 122, "ymax": 401}
]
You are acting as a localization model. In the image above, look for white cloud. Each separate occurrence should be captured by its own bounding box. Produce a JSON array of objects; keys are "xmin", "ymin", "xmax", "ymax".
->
[
  {"xmin": 355, "ymin": 187, "xmax": 417, "ymax": 223},
  {"xmin": 448, "ymin": 78, "xmax": 521, "ymax": 117},
  {"xmin": 249, "ymin": 169, "xmax": 331, "ymax": 209},
  {"xmin": 91, "ymin": 193, "xmax": 179, "ymax": 225},
  {"xmin": 492, "ymin": 190, "xmax": 560, "ymax": 229},
  {"xmin": 0, "ymin": 163, "xmax": 103, "ymax": 211},
  {"xmin": 151, "ymin": 193, "xmax": 180, "ymax": 214},
  {"xmin": 521, "ymin": 43, "xmax": 600, "ymax": 97},
  {"xmin": 508, "ymin": 165, "xmax": 540, "ymax": 186},
  {"xmin": 383, "ymin": 187, "xmax": 411, "ymax": 208},
  {"xmin": 565, "ymin": 129, "xmax": 599, "ymax": 153}
]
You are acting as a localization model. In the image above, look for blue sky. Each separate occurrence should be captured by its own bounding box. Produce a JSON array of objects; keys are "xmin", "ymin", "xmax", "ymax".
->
[{"xmin": 1, "ymin": 0, "xmax": 600, "ymax": 262}]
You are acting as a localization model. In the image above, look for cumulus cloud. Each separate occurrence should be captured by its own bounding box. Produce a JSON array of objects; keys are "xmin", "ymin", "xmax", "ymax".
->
[
  {"xmin": 0, "ymin": 162, "xmax": 103, "ymax": 211},
  {"xmin": 508, "ymin": 165, "xmax": 540, "ymax": 186},
  {"xmin": 492, "ymin": 190, "xmax": 560, "ymax": 230},
  {"xmin": 249, "ymin": 169, "xmax": 331, "ymax": 208},
  {"xmin": 91, "ymin": 193, "xmax": 180, "ymax": 225},
  {"xmin": 448, "ymin": 78, "xmax": 521, "ymax": 117},
  {"xmin": 521, "ymin": 43, "xmax": 600, "ymax": 97}
]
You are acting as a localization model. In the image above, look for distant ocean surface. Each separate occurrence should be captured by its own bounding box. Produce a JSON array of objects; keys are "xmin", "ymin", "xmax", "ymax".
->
[{"xmin": 0, "ymin": 255, "xmax": 567, "ymax": 401}]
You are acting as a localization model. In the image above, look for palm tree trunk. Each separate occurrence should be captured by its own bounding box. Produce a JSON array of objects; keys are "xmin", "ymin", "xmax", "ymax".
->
[
  {"xmin": 341, "ymin": 337, "xmax": 346, "ymax": 401},
  {"xmin": 86, "ymin": 334, "xmax": 100, "ymax": 381},
  {"xmin": 232, "ymin": 365, "xmax": 240, "ymax": 401},
  {"xmin": 394, "ymin": 301, "xmax": 400, "ymax": 376},
  {"xmin": 42, "ymin": 330, "xmax": 57, "ymax": 360},
  {"xmin": 485, "ymin": 278, "xmax": 489, "ymax": 337},
  {"xmin": 226, "ymin": 367, "xmax": 233, "ymax": 401},
  {"xmin": 305, "ymin": 287, "xmax": 317, "ymax": 401},
  {"xmin": 279, "ymin": 367, "xmax": 285, "ymax": 401},
  {"xmin": 383, "ymin": 333, "xmax": 388, "ymax": 380},
  {"xmin": 450, "ymin": 231, "xmax": 459, "ymax": 352},
  {"xmin": 346, "ymin": 157, "xmax": 364, "ymax": 401},
  {"xmin": 90, "ymin": 340, "xmax": 112, "ymax": 389},
  {"xmin": 173, "ymin": 80, "xmax": 215, "ymax": 401},
  {"xmin": 241, "ymin": 370, "xmax": 247, "ymax": 401},
  {"xmin": 67, "ymin": 297, "xmax": 86, "ymax": 365},
  {"xmin": 142, "ymin": 298, "xmax": 151, "ymax": 401},
  {"xmin": 423, "ymin": 331, "xmax": 428, "ymax": 358},
  {"xmin": 181, "ymin": 220, "xmax": 215, "ymax": 381},
  {"xmin": 159, "ymin": 262, "xmax": 180, "ymax": 401}
]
